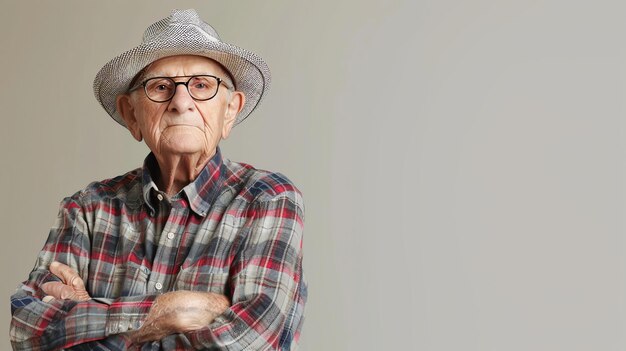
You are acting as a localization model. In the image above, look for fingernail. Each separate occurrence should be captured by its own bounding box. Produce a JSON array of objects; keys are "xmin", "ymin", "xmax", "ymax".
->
[{"xmin": 42, "ymin": 296, "xmax": 54, "ymax": 303}]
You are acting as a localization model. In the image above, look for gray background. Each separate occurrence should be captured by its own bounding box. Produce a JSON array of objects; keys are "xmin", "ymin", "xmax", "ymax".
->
[{"xmin": 2, "ymin": 0, "xmax": 626, "ymax": 350}]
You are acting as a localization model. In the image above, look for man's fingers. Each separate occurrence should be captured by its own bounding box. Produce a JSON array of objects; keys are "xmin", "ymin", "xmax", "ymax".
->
[
  {"xmin": 49, "ymin": 261, "xmax": 89, "ymax": 292},
  {"xmin": 65, "ymin": 273, "xmax": 87, "ymax": 292},
  {"xmin": 41, "ymin": 281, "xmax": 75, "ymax": 300},
  {"xmin": 49, "ymin": 261, "xmax": 79, "ymax": 285},
  {"xmin": 43, "ymin": 263, "xmax": 92, "ymax": 301},
  {"xmin": 73, "ymin": 289, "xmax": 91, "ymax": 301},
  {"xmin": 41, "ymin": 281, "xmax": 91, "ymax": 301}
]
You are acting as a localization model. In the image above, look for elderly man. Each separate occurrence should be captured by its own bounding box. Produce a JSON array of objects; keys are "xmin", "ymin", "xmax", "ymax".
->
[{"xmin": 10, "ymin": 9, "xmax": 306, "ymax": 351}]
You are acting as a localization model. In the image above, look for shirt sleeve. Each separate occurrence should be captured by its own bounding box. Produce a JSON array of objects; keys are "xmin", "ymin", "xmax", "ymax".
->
[
  {"xmin": 9, "ymin": 196, "xmax": 156, "ymax": 351},
  {"xmin": 185, "ymin": 191, "xmax": 307, "ymax": 350}
]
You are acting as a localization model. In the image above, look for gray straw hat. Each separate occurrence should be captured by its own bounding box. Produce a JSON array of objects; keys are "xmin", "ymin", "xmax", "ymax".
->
[{"xmin": 93, "ymin": 9, "xmax": 271, "ymax": 127}]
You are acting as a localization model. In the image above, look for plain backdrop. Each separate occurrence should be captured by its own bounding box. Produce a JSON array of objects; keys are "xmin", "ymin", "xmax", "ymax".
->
[{"xmin": 3, "ymin": 1, "xmax": 626, "ymax": 350}]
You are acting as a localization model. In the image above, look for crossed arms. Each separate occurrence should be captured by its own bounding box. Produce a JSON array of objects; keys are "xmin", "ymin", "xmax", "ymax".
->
[
  {"xmin": 41, "ymin": 261, "xmax": 230, "ymax": 344},
  {"xmin": 10, "ymin": 190, "xmax": 306, "ymax": 350}
]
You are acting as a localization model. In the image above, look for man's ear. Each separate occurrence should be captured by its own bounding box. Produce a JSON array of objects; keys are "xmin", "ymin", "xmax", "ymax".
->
[
  {"xmin": 116, "ymin": 94, "xmax": 142, "ymax": 142},
  {"xmin": 222, "ymin": 91, "xmax": 245, "ymax": 140}
]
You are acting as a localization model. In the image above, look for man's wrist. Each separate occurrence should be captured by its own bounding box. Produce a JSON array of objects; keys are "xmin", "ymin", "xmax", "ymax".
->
[{"xmin": 104, "ymin": 295, "xmax": 157, "ymax": 336}]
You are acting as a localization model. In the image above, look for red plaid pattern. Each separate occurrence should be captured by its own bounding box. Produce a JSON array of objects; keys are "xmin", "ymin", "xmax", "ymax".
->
[{"xmin": 10, "ymin": 149, "xmax": 306, "ymax": 350}]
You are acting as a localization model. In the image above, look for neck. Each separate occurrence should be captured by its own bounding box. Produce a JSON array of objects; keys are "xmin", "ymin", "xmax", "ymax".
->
[{"xmin": 152, "ymin": 150, "xmax": 215, "ymax": 196}]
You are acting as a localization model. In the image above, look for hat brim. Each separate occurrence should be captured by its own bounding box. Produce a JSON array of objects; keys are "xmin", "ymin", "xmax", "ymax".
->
[{"xmin": 93, "ymin": 24, "xmax": 270, "ymax": 127}]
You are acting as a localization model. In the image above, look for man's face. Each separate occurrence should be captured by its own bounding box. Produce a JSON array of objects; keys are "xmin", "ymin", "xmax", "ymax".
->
[{"xmin": 117, "ymin": 55, "xmax": 243, "ymax": 160}]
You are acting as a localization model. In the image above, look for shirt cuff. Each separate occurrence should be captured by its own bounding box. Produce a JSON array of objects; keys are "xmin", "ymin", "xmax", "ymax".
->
[{"xmin": 104, "ymin": 294, "xmax": 157, "ymax": 335}]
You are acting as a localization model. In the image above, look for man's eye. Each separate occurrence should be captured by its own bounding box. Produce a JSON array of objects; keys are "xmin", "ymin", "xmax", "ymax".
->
[
  {"xmin": 155, "ymin": 84, "xmax": 169, "ymax": 91},
  {"xmin": 194, "ymin": 83, "xmax": 207, "ymax": 89}
]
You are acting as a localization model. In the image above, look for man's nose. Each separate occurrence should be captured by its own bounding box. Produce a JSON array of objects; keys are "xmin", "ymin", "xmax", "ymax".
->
[{"xmin": 167, "ymin": 84, "xmax": 195, "ymax": 113}]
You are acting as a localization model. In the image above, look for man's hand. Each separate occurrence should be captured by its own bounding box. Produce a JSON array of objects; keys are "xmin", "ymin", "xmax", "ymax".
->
[
  {"xmin": 40, "ymin": 261, "xmax": 91, "ymax": 302},
  {"xmin": 127, "ymin": 291, "xmax": 230, "ymax": 344}
]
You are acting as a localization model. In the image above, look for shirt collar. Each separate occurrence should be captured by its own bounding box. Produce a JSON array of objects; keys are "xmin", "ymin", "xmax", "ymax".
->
[{"xmin": 141, "ymin": 148, "xmax": 225, "ymax": 217}]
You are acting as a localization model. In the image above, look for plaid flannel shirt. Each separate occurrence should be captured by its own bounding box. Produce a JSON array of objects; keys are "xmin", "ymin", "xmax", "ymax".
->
[{"xmin": 10, "ymin": 149, "xmax": 307, "ymax": 350}]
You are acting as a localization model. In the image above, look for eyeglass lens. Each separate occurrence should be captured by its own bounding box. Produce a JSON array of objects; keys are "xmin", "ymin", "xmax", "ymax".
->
[{"xmin": 144, "ymin": 75, "xmax": 220, "ymax": 102}]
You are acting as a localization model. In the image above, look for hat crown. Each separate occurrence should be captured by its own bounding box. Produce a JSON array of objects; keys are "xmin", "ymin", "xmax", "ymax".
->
[{"xmin": 142, "ymin": 9, "xmax": 221, "ymax": 43}]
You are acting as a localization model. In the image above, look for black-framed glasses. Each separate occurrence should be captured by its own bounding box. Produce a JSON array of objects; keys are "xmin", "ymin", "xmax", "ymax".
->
[{"xmin": 132, "ymin": 75, "xmax": 229, "ymax": 103}]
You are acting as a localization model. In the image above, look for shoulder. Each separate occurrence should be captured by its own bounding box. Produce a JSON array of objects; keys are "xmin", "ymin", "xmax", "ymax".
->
[
  {"xmin": 66, "ymin": 167, "xmax": 143, "ymax": 205},
  {"xmin": 223, "ymin": 160, "xmax": 303, "ymax": 206}
]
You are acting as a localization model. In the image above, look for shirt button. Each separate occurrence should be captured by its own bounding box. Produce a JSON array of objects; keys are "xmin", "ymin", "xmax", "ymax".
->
[
  {"xmin": 155, "ymin": 282, "xmax": 163, "ymax": 290},
  {"xmin": 167, "ymin": 232, "xmax": 175, "ymax": 240},
  {"xmin": 143, "ymin": 267, "xmax": 149, "ymax": 274},
  {"xmin": 157, "ymin": 194, "xmax": 164, "ymax": 201}
]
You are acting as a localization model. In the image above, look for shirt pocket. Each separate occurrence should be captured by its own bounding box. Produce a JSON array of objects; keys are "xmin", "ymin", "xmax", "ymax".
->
[{"xmin": 174, "ymin": 267, "xmax": 230, "ymax": 295}]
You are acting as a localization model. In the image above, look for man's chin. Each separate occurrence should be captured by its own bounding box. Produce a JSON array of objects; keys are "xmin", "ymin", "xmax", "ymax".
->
[
  {"xmin": 158, "ymin": 137, "xmax": 205, "ymax": 155},
  {"xmin": 161, "ymin": 144, "xmax": 205, "ymax": 156}
]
